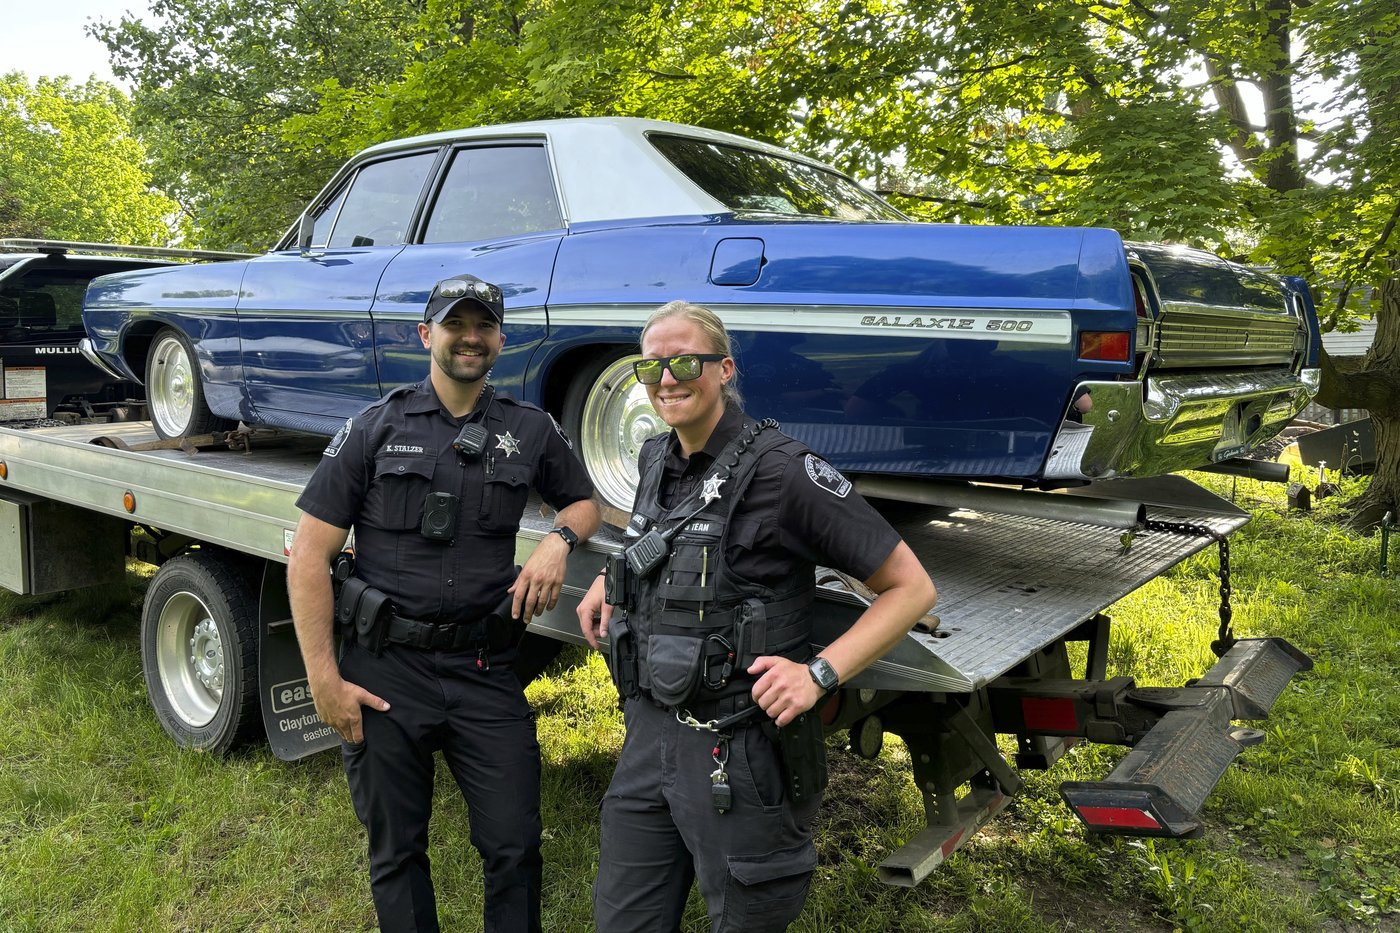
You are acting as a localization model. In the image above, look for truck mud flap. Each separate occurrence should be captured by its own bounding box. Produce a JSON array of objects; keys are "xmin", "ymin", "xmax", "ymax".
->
[
  {"xmin": 1061, "ymin": 637, "xmax": 1310, "ymax": 837},
  {"xmin": 258, "ymin": 564, "xmax": 341, "ymax": 761}
]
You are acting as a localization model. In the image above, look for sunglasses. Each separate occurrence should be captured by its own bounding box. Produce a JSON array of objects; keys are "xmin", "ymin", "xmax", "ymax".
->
[{"xmin": 632, "ymin": 354, "xmax": 726, "ymax": 385}]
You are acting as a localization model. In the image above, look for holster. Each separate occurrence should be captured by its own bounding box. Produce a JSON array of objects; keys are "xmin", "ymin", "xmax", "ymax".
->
[
  {"xmin": 607, "ymin": 613, "xmax": 641, "ymax": 703},
  {"xmin": 482, "ymin": 586, "xmax": 525, "ymax": 653},
  {"xmin": 766, "ymin": 708, "xmax": 829, "ymax": 805}
]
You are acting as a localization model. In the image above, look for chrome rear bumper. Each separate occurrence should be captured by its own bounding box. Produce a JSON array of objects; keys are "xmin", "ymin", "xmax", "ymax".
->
[
  {"xmin": 1045, "ymin": 368, "xmax": 1320, "ymax": 480},
  {"xmin": 79, "ymin": 337, "xmax": 132, "ymax": 383}
]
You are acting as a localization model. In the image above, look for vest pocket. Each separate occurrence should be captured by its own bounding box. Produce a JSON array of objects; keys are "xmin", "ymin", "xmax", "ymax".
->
[
  {"xmin": 366, "ymin": 456, "xmax": 435, "ymax": 530},
  {"xmin": 479, "ymin": 460, "xmax": 532, "ymax": 533},
  {"xmin": 645, "ymin": 633, "xmax": 704, "ymax": 707}
]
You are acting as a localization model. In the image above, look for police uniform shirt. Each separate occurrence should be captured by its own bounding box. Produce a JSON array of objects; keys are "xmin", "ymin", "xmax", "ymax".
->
[
  {"xmin": 296, "ymin": 380, "xmax": 594, "ymax": 621},
  {"xmin": 656, "ymin": 406, "xmax": 899, "ymax": 585}
]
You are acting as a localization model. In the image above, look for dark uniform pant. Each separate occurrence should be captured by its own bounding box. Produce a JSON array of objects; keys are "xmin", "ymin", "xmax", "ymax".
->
[
  {"xmin": 339, "ymin": 642, "xmax": 543, "ymax": 933},
  {"xmin": 593, "ymin": 698, "xmax": 820, "ymax": 933}
]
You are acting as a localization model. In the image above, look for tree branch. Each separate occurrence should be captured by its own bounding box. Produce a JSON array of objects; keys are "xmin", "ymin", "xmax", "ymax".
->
[{"xmin": 1327, "ymin": 196, "xmax": 1400, "ymax": 329}]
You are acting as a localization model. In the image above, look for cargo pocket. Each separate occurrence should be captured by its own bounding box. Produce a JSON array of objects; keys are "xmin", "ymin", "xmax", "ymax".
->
[
  {"xmin": 480, "ymin": 460, "xmax": 533, "ymax": 533},
  {"xmin": 365, "ymin": 456, "xmax": 435, "ymax": 530},
  {"xmin": 645, "ymin": 633, "xmax": 704, "ymax": 707},
  {"xmin": 720, "ymin": 841, "xmax": 817, "ymax": 932}
]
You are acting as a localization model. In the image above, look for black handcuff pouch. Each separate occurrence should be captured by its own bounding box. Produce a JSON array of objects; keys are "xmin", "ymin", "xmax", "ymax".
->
[
  {"xmin": 336, "ymin": 577, "xmax": 369, "ymax": 636},
  {"xmin": 354, "ymin": 586, "xmax": 393, "ymax": 655}
]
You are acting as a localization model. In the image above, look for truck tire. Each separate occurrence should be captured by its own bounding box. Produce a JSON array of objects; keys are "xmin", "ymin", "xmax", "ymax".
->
[
  {"xmin": 562, "ymin": 351, "xmax": 665, "ymax": 523},
  {"xmin": 146, "ymin": 327, "xmax": 231, "ymax": 439},
  {"xmin": 141, "ymin": 552, "xmax": 261, "ymax": 754}
]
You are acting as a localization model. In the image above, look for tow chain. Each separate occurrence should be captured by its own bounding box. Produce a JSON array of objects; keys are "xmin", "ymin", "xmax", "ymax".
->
[{"xmin": 1143, "ymin": 517, "xmax": 1234, "ymax": 656}]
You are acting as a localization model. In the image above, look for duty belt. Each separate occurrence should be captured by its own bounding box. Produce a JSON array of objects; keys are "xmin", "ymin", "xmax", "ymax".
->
[{"xmin": 386, "ymin": 613, "xmax": 488, "ymax": 651}]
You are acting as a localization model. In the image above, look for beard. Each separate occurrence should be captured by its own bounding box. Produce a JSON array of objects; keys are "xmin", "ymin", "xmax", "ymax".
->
[{"xmin": 432, "ymin": 339, "xmax": 498, "ymax": 385}]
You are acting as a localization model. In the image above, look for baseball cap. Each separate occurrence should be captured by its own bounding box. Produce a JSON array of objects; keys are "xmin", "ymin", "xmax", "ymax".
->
[{"xmin": 423, "ymin": 274, "xmax": 505, "ymax": 325}]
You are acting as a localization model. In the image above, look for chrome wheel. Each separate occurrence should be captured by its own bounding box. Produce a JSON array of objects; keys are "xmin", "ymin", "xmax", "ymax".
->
[
  {"xmin": 577, "ymin": 355, "xmax": 667, "ymax": 512},
  {"xmin": 154, "ymin": 589, "xmax": 223, "ymax": 728},
  {"xmin": 147, "ymin": 331, "xmax": 196, "ymax": 437}
]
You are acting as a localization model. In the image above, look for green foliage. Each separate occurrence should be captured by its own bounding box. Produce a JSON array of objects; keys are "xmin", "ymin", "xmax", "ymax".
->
[
  {"xmin": 90, "ymin": 0, "xmax": 425, "ymax": 251},
  {"xmin": 0, "ymin": 74, "xmax": 183, "ymax": 245},
  {"xmin": 4, "ymin": 491, "xmax": 1400, "ymax": 930},
  {"xmin": 92, "ymin": 0, "xmax": 1397, "ymax": 283}
]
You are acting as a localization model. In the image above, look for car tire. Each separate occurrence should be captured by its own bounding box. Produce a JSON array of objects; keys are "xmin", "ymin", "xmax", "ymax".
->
[
  {"xmin": 145, "ymin": 327, "xmax": 231, "ymax": 439},
  {"xmin": 562, "ymin": 351, "xmax": 666, "ymax": 524},
  {"xmin": 141, "ymin": 552, "xmax": 261, "ymax": 754}
]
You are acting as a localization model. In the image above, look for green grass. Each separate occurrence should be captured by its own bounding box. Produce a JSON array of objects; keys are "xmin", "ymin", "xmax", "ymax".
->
[{"xmin": 2, "ymin": 470, "xmax": 1398, "ymax": 931}]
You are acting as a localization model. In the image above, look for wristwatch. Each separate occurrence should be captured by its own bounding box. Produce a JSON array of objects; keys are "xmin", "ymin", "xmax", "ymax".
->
[
  {"xmin": 807, "ymin": 656, "xmax": 840, "ymax": 695},
  {"xmin": 549, "ymin": 526, "xmax": 578, "ymax": 552}
]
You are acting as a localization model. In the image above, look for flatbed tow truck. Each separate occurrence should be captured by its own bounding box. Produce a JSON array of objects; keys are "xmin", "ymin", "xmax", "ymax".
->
[{"xmin": 0, "ymin": 420, "xmax": 1310, "ymax": 886}]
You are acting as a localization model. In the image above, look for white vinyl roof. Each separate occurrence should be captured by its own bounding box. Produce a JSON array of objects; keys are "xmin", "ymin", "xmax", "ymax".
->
[{"xmin": 349, "ymin": 117, "xmax": 844, "ymax": 226}]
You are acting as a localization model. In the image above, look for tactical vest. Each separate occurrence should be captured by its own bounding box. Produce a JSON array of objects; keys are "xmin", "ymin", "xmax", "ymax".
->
[{"xmin": 628, "ymin": 419, "xmax": 815, "ymax": 712}]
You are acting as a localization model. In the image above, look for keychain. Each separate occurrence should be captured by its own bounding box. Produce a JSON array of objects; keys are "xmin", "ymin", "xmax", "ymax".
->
[{"xmin": 710, "ymin": 738, "xmax": 732, "ymax": 815}]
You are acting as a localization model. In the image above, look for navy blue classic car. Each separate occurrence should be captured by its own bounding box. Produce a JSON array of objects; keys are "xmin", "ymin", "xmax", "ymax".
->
[{"xmin": 80, "ymin": 118, "xmax": 1321, "ymax": 512}]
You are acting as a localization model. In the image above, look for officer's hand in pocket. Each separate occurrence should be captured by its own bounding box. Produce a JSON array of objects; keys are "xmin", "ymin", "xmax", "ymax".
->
[{"xmin": 314, "ymin": 676, "xmax": 390, "ymax": 745}]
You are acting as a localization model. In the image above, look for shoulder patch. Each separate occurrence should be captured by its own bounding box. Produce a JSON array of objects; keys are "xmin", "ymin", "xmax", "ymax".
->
[
  {"xmin": 803, "ymin": 453, "xmax": 851, "ymax": 498},
  {"xmin": 495, "ymin": 395, "xmax": 542, "ymax": 412},
  {"xmin": 364, "ymin": 383, "xmax": 418, "ymax": 413},
  {"xmin": 324, "ymin": 418, "xmax": 353, "ymax": 458},
  {"xmin": 549, "ymin": 413, "xmax": 574, "ymax": 449}
]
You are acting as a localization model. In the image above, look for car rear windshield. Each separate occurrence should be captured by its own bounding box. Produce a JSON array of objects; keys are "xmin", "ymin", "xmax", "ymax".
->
[{"xmin": 648, "ymin": 135, "xmax": 905, "ymax": 222}]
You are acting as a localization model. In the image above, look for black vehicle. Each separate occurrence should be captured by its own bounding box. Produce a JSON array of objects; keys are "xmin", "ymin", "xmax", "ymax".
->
[{"xmin": 0, "ymin": 241, "xmax": 249, "ymax": 424}]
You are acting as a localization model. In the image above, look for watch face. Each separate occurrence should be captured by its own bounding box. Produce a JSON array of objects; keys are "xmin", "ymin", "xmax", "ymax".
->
[{"xmin": 809, "ymin": 658, "xmax": 838, "ymax": 691}]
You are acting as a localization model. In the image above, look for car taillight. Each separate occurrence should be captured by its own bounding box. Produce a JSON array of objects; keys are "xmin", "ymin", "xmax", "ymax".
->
[{"xmin": 1078, "ymin": 331, "xmax": 1131, "ymax": 362}]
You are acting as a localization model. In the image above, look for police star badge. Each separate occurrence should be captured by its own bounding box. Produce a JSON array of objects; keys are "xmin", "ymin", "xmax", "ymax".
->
[
  {"xmin": 495, "ymin": 431, "xmax": 521, "ymax": 458},
  {"xmin": 701, "ymin": 474, "xmax": 726, "ymax": 505}
]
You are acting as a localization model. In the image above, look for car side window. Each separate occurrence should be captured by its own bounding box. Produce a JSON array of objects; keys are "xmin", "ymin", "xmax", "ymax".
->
[
  {"xmin": 422, "ymin": 146, "xmax": 563, "ymax": 244},
  {"xmin": 327, "ymin": 152, "xmax": 436, "ymax": 248},
  {"xmin": 308, "ymin": 183, "xmax": 349, "ymax": 248}
]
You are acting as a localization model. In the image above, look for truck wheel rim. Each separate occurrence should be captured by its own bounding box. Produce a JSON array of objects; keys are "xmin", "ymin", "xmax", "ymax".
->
[
  {"xmin": 149, "ymin": 334, "xmax": 194, "ymax": 437},
  {"xmin": 579, "ymin": 356, "xmax": 666, "ymax": 511},
  {"xmin": 156, "ymin": 590, "xmax": 223, "ymax": 728}
]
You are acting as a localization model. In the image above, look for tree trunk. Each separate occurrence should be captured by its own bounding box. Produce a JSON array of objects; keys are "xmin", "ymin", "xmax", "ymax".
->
[{"xmin": 1318, "ymin": 263, "xmax": 1400, "ymax": 528}]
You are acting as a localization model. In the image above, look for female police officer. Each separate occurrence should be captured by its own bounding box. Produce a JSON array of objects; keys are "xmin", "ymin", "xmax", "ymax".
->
[{"xmin": 577, "ymin": 301, "xmax": 936, "ymax": 933}]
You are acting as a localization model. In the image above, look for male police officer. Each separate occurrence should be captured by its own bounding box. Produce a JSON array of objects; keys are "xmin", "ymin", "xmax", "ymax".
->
[{"xmin": 288, "ymin": 274, "xmax": 599, "ymax": 933}]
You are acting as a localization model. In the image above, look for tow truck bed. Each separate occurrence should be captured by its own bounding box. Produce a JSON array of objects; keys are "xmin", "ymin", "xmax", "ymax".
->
[
  {"xmin": 0, "ymin": 420, "xmax": 1308, "ymax": 881},
  {"xmin": 0, "ymin": 421, "xmax": 1245, "ymax": 693}
]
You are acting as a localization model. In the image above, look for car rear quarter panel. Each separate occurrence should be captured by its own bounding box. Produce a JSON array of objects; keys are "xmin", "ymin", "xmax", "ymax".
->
[
  {"xmin": 540, "ymin": 221, "xmax": 1136, "ymax": 478},
  {"xmin": 83, "ymin": 262, "xmax": 249, "ymax": 418}
]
